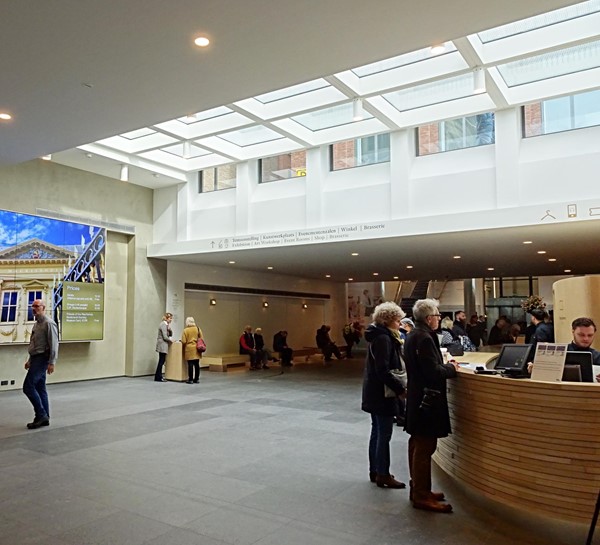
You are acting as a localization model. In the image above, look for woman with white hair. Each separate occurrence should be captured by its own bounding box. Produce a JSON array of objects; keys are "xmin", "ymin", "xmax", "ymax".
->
[
  {"xmin": 181, "ymin": 316, "xmax": 203, "ymax": 384},
  {"xmin": 361, "ymin": 301, "xmax": 407, "ymax": 489},
  {"xmin": 404, "ymin": 298, "xmax": 458, "ymax": 513}
]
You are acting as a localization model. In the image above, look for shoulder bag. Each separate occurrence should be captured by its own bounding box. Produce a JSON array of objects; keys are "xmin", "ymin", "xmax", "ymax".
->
[{"xmin": 196, "ymin": 327, "xmax": 207, "ymax": 353}]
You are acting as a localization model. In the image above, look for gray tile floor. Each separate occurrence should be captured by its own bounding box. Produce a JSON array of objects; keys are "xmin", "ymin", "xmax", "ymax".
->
[{"xmin": 0, "ymin": 358, "xmax": 591, "ymax": 545}]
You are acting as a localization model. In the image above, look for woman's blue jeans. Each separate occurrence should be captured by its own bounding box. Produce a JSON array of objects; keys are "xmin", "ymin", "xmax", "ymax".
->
[{"xmin": 368, "ymin": 414, "xmax": 394, "ymax": 475}]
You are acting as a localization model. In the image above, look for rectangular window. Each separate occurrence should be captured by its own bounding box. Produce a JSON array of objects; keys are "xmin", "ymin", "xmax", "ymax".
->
[
  {"xmin": 27, "ymin": 291, "xmax": 43, "ymax": 321},
  {"xmin": 331, "ymin": 133, "xmax": 390, "ymax": 171},
  {"xmin": 259, "ymin": 151, "xmax": 306, "ymax": 183},
  {"xmin": 417, "ymin": 113, "xmax": 495, "ymax": 156},
  {"xmin": 1, "ymin": 291, "xmax": 18, "ymax": 323},
  {"xmin": 523, "ymin": 89, "xmax": 600, "ymax": 137},
  {"xmin": 199, "ymin": 165, "xmax": 237, "ymax": 192}
]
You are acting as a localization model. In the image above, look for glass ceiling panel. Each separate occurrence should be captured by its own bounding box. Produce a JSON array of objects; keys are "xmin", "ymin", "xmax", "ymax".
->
[
  {"xmin": 217, "ymin": 125, "xmax": 284, "ymax": 147},
  {"xmin": 120, "ymin": 128, "xmax": 156, "ymax": 139},
  {"xmin": 176, "ymin": 106, "xmax": 233, "ymax": 124},
  {"xmin": 478, "ymin": 0, "xmax": 600, "ymax": 43},
  {"xmin": 162, "ymin": 143, "xmax": 210, "ymax": 158},
  {"xmin": 254, "ymin": 79, "xmax": 330, "ymax": 104},
  {"xmin": 382, "ymin": 73, "xmax": 474, "ymax": 112},
  {"xmin": 497, "ymin": 39, "xmax": 600, "ymax": 87},
  {"xmin": 351, "ymin": 42, "xmax": 456, "ymax": 77},
  {"xmin": 291, "ymin": 103, "xmax": 373, "ymax": 131}
]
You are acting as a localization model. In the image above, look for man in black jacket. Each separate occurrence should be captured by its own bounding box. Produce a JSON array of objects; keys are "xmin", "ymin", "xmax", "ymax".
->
[{"xmin": 273, "ymin": 330, "xmax": 293, "ymax": 366}]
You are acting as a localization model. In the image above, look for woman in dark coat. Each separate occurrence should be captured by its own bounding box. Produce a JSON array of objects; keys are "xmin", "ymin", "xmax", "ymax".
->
[
  {"xmin": 362, "ymin": 302, "xmax": 407, "ymax": 489},
  {"xmin": 404, "ymin": 298, "xmax": 458, "ymax": 513}
]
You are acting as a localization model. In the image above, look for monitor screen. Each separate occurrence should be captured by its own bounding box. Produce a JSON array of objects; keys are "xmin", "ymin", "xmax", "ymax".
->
[
  {"xmin": 562, "ymin": 351, "xmax": 594, "ymax": 382},
  {"xmin": 494, "ymin": 344, "xmax": 532, "ymax": 372}
]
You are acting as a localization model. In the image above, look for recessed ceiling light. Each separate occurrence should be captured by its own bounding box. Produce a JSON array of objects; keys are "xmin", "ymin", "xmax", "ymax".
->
[
  {"xmin": 406, "ymin": 265, "xmax": 413, "ymax": 269},
  {"xmin": 0, "ymin": 112, "xmax": 12, "ymax": 120},
  {"xmin": 393, "ymin": 276, "xmax": 399, "ymax": 280},
  {"xmin": 537, "ymin": 250, "xmax": 546, "ymax": 254},
  {"xmin": 487, "ymin": 267, "xmax": 494, "ymax": 271},
  {"xmin": 325, "ymin": 274, "xmax": 331, "ymax": 278},
  {"xmin": 267, "ymin": 266, "xmax": 273, "ymax": 270},
  {"xmin": 373, "ymin": 272, "xmax": 379, "ymax": 276},
  {"xmin": 351, "ymin": 252, "xmax": 359, "ymax": 256},
  {"xmin": 453, "ymin": 256, "xmax": 461, "ymax": 259},
  {"xmin": 228, "ymin": 260, "xmax": 236, "ymax": 264},
  {"xmin": 41, "ymin": 155, "xmax": 52, "ymax": 161},
  {"xmin": 194, "ymin": 36, "xmax": 210, "ymax": 47},
  {"xmin": 564, "ymin": 269, "xmax": 572, "ymax": 273},
  {"xmin": 548, "ymin": 258, "xmax": 557, "ymax": 262},
  {"xmin": 348, "ymin": 278, "xmax": 353, "ymax": 281},
  {"xmin": 523, "ymin": 241, "xmax": 533, "ymax": 244},
  {"xmin": 430, "ymin": 44, "xmax": 446, "ymax": 55}
]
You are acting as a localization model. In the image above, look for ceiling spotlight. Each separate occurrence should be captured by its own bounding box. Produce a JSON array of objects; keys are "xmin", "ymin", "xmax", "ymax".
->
[
  {"xmin": 487, "ymin": 267, "xmax": 495, "ymax": 271},
  {"xmin": 393, "ymin": 276, "xmax": 399, "ymax": 280},
  {"xmin": 351, "ymin": 252, "xmax": 359, "ymax": 256},
  {"xmin": 209, "ymin": 298, "xmax": 217, "ymax": 306},
  {"xmin": 348, "ymin": 278, "xmax": 354, "ymax": 281},
  {"xmin": 302, "ymin": 303, "xmax": 308, "ymax": 309},
  {"xmin": 564, "ymin": 269, "xmax": 572, "ymax": 273},
  {"xmin": 523, "ymin": 241, "xmax": 533, "ymax": 244},
  {"xmin": 473, "ymin": 68, "xmax": 486, "ymax": 94},
  {"xmin": 0, "ymin": 112, "xmax": 12, "ymax": 120},
  {"xmin": 41, "ymin": 154, "xmax": 52, "ymax": 161},
  {"xmin": 267, "ymin": 266, "xmax": 274, "ymax": 270},
  {"xmin": 194, "ymin": 36, "xmax": 210, "ymax": 47},
  {"xmin": 453, "ymin": 256, "xmax": 461, "ymax": 259},
  {"xmin": 325, "ymin": 274, "xmax": 331, "ymax": 278},
  {"xmin": 406, "ymin": 265, "xmax": 413, "ymax": 269},
  {"xmin": 352, "ymin": 98, "xmax": 364, "ymax": 121},
  {"xmin": 119, "ymin": 164, "xmax": 129, "ymax": 182},
  {"xmin": 548, "ymin": 258, "xmax": 557, "ymax": 262},
  {"xmin": 537, "ymin": 250, "xmax": 546, "ymax": 254},
  {"xmin": 228, "ymin": 260, "xmax": 236, "ymax": 264},
  {"xmin": 430, "ymin": 44, "xmax": 446, "ymax": 56},
  {"xmin": 262, "ymin": 301, "xmax": 269, "ymax": 308},
  {"xmin": 373, "ymin": 272, "xmax": 379, "ymax": 276}
]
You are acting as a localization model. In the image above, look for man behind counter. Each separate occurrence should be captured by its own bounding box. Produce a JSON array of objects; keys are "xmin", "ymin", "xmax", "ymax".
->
[{"xmin": 567, "ymin": 317, "xmax": 600, "ymax": 382}]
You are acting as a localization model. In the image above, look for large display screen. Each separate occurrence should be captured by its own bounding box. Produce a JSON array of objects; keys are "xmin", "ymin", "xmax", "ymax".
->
[{"xmin": 0, "ymin": 209, "xmax": 106, "ymax": 343}]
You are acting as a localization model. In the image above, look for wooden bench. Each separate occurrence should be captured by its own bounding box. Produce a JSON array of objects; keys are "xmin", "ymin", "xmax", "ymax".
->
[{"xmin": 203, "ymin": 353, "xmax": 249, "ymax": 372}]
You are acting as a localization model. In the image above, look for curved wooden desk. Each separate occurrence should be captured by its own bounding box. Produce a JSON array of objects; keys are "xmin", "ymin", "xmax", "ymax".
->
[{"xmin": 433, "ymin": 370, "xmax": 600, "ymax": 523}]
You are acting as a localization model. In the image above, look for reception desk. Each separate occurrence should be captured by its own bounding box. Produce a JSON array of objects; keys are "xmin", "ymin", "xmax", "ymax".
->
[{"xmin": 434, "ymin": 369, "xmax": 600, "ymax": 523}]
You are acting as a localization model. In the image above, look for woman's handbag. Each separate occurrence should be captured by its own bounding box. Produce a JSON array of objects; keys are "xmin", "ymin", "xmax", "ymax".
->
[
  {"xmin": 369, "ymin": 344, "xmax": 407, "ymax": 397},
  {"xmin": 196, "ymin": 328, "xmax": 206, "ymax": 353}
]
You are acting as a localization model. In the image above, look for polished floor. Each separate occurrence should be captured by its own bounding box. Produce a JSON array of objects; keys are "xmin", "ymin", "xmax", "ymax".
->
[{"xmin": 0, "ymin": 358, "xmax": 590, "ymax": 545}]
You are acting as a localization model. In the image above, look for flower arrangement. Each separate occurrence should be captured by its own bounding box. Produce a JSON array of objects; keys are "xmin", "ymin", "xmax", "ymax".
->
[{"xmin": 521, "ymin": 295, "xmax": 546, "ymax": 313}]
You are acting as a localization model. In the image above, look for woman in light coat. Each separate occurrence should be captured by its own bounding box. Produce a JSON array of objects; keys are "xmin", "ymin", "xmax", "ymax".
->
[
  {"xmin": 154, "ymin": 313, "xmax": 173, "ymax": 382},
  {"xmin": 181, "ymin": 316, "xmax": 203, "ymax": 384}
]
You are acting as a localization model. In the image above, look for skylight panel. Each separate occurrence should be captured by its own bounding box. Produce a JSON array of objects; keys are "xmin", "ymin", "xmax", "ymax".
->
[
  {"xmin": 351, "ymin": 42, "xmax": 456, "ymax": 77},
  {"xmin": 161, "ymin": 143, "xmax": 211, "ymax": 158},
  {"xmin": 496, "ymin": 39, "xmax": 600, "ymax": 87},
  {"xmin": 254, "ymin": 79, "xmax": 330, "ymax": 104},
  {"xmin": 382, "ymin": 73, "xmax": 474, "ymax": 112},
  {"xmin": 478, "ymin": 0, "xmax": 600, "ymax": 43},
  {"xmin": 120, "ymin": 128, "xmax": 156, "ymax": 140},
  {"xmin": 291, "ymin": 103, "xmax": 373, "ymax": 131},
  {"xmin": 177, "ymin": 106, "xmax": 233, "ymax": 124},
  {"xmin": 217, "ymin": 125, "xmax": 284, "ymax": 147}
]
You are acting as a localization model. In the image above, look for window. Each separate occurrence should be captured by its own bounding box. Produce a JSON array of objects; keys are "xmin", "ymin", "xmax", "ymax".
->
[
  {"xmin": 27, "ymin": 291, "xmax": 43, "ymax": 321},
  {"xmin": 417, "ymin": 113, "xmax": 495, "ymax": 156},
  {"xmin": 259, "ymin": 151, "xmax": 306, "ymax": 183},
  {"xmin": 199, "ymin": 165, "xmax": 237, "ymax": 192},
  {"xmin": 1, "ymin": 291, "xmax": 18, "ymax": 323},
  {"xmin": 523, "ymin": 89, "xmax": 600, "ymax": 137},
  {"xmin": 331, "ymin": 133, "xmax": 390, "ymax": 170}
]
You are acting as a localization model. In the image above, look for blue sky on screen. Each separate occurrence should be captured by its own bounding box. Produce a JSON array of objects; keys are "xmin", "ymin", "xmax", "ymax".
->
[{"xmin": 0, "ymin": 209, "xmax": 100, "ymax": 251}]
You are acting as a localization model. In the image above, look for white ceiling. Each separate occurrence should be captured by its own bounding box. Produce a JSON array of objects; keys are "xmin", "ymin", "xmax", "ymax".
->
[{"xmin": 2, "ymin": 0, "xmax": 595, "ymax": 283}]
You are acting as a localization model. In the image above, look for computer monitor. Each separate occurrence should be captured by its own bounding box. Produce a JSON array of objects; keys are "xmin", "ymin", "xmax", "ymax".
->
[
  {"xmin": 561, "ymin": 351, "xmax": 594, "ymax": 383},
  {"xmin": 493, "ymin": 344, "xmax": 533, "ymax": 373}
]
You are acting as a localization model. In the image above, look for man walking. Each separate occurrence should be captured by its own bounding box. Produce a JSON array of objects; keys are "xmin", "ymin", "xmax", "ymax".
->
[{"xmin": 23, "ymin": 299, "xmax": 58, "ymax": 429}]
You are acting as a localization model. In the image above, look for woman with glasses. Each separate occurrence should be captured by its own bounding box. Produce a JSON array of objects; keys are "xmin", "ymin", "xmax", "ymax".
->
[{"xmin": 404, "ymin": 299, "xmax": 459, "ymax": 513}]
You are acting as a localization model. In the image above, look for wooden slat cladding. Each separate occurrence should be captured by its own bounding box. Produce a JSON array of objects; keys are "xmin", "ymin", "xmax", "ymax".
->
[{"xmin": 433, "ymin": 371, "xmax": 600, "ymax": 523}]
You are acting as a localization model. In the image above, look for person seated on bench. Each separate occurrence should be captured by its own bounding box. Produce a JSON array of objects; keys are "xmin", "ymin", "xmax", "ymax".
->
[
  {"xmin": 273, "ymin": 330, "xmax": 293, "ymax": 367},
  {"xmin": 239, "ymin": 325, "xmax": 261, "ymax": 370},
  {"xmin": 316, "ymin": 325, "xmax": 344, "ymax": 362},
  {"xmin": 254, "ymin": 327, "xmax": 279, "ymax": 369}
]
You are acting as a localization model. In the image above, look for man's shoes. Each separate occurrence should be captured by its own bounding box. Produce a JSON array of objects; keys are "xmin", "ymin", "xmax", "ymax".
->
[
  {"xmin": 185, "ymin": 380, "xmax": 193, "ymax": 384},
  {"xmin": 193, "ymin": 379, "xmax": 199, "ymax": 384},
  {"xmin": 376, "ymin": 474, "xmax": 406, "ymax": 489},
  {"xmin": 154, "ymin": 378, "xmax": 167, "ymax": 382},
  {"xmin": 27, "ymin": 416, "xmax": 50, "ymax": 429},
  {"xmin": 262, "ymin": 365, "xmax": 270, "ymax": 370},
  {"xmin": 412, "ymin": 499, "xmax": 453, "ymax": 513},
  {"xmin": 369, "ymin": 471, "xmax": 377, "ymax": 483}
]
